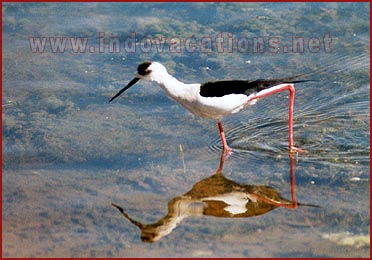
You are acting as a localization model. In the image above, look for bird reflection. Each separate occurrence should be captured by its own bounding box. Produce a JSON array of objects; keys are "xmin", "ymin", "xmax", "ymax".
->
[{"xmin": 112, "ymin": 151, "xmax": 319, "ymax": 243}]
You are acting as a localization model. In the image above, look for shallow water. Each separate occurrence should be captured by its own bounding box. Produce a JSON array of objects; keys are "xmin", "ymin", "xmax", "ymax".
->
[{"xmin": 2, "ymin": 2, "xmax": 370, "ymax": 258}]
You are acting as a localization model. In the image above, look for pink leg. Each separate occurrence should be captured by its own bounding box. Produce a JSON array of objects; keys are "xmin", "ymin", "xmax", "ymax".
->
[
  {"xmin": 217, "ymin": 121, "xmax": 233, "ymax": 157},
  {"xmin": 247, "ymin": 84, "xmax": 307, "ymax": 154}
]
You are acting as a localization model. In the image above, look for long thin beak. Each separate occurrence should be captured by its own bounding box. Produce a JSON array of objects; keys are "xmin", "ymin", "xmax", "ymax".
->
[
  {"xmin": 109, "ymin": 77, "xmax": 140, "ymax": 103},
  {"xmin": 111, "ymin": 203, "xmax": 144, "ymax": 229}
]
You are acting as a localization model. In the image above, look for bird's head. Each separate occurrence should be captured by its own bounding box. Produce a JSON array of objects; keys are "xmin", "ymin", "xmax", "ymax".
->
[{"xmin": 109, "ymin": 61, "xmax": 168, "ymax": 103}]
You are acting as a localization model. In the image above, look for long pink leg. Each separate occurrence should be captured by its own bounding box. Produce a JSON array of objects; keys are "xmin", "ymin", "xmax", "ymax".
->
[
  {"xmin": 217, "ymin": 121, "xmax": 233, "ymax": 156},
  {"xmin": 247, "ymin": 84, "xmax": 307, "ymax": 154}
]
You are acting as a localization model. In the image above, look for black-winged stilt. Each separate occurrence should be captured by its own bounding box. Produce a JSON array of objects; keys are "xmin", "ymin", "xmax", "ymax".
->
[{"xmin": 109, "ymin": 61, "xmax": 307, "ymax": 155}]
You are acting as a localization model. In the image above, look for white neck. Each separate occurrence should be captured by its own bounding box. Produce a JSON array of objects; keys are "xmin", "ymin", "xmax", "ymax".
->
[{"xmin": 151, "ymin": 72, "xmax": 199, "ymax": 102}]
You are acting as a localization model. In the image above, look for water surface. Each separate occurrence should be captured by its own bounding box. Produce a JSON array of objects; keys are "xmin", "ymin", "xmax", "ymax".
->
[{"xmin": 3, "ymin": 2, "xmax": 370, "ymax": 257}]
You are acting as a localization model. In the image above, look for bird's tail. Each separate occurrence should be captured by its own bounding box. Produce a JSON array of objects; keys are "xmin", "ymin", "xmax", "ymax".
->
[
  {"xmin": 255, "ymin": 74, "xmax": 314, "ymax": 92},
  {"xmin": 297, "ymin": 202, "xmax": 321, "ymax": 208}
]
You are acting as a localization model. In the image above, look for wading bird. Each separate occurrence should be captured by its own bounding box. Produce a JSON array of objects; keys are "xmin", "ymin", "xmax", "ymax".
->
[{"xmin": 109, "ymin": 61, "xmax": 307, "ymax": 155}]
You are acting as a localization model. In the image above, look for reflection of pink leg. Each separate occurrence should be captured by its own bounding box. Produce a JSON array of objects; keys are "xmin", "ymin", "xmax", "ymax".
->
[
  {"xmin": 247, "ymin": 154, "xmax": 298, "ymax": 208},
  {"xmin": 216, "ymin": 147, "xmax": 226, "ymax": 174},
  {"xmin": 288, "ymin": 153, "xmax": 298, "ymax": 208},
  {"xmin": 267, "ymin": 153, "xmax": 298, "ymax": 208},
  {"xmin": 217, "ymin": 121, "xmax": 233, "ymax": 158},
  {"xmin": 248, "ymin": 84, "xmax": 307, "ymax": 154}
]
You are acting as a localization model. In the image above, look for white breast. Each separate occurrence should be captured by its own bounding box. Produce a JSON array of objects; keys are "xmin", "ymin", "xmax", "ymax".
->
[
  {"xmin": 194, "ymin": 93, "xmax": 257, "ymax": 120},
  {"xmin": 202, "ymin": 192, "xmax": 256, "ymax": 215}
]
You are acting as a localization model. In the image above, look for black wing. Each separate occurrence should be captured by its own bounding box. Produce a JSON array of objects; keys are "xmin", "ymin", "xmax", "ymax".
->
[{"xmin": 200, "ymin": 75, "xmax": 308, "ymax": 98}]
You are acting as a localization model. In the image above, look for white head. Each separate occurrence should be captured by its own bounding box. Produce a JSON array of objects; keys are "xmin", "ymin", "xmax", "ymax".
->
[{"xmin": 109, "ymin": 61, "xmax": 169, "ymax": 103}]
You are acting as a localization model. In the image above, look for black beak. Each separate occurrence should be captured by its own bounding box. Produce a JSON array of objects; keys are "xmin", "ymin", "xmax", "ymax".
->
[
  {"xmin": 111, "ymin": 203, "xmax": 144, "ymax": 229},
  {"xmin": 109, "ymin": 77, "xmax": 140, "ymax": 103}
]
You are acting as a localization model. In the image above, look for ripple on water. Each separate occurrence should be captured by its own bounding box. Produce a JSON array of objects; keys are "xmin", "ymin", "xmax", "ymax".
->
[{"xmin": 207, "ymin": 52, "xmax": 369, "ymax": 167}]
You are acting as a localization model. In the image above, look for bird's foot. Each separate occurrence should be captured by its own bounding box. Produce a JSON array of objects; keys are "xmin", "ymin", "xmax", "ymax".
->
[
  {"xmin": 290, "ymin": 146, "xmax": 308, "ymax": 154},
  {"xmin": 222, "ymin": 146, "xmax": 233, "ymax": 159}
]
